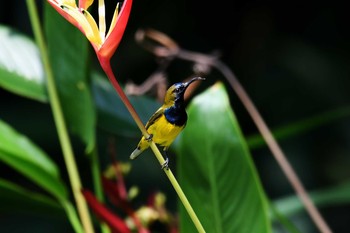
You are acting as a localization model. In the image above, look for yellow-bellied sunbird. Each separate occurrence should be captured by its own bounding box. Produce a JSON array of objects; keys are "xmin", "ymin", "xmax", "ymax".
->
[{"xmin": 130, "ymin": 76, "xmax": 205, "ymax": 168}]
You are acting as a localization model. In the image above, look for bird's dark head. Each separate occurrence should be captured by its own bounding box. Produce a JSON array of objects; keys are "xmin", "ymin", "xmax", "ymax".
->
[{"xmin": 164, "ymin": 77, "xmax": 205, "ymax": 106}]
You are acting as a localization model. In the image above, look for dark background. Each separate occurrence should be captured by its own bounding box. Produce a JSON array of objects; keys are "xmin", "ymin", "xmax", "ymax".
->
[{"xmin": 1, "ymin": 0, "xmax": 350, "ymax": 232}]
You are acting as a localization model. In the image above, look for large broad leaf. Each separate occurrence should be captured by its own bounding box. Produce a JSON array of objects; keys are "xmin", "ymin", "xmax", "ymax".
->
[
  {"xmin": 0, "ymin": 25, "xmax": 46, "ymax": 102},
  {"xmin": 176, "ymin": 82, "xmax": 271, "ymax": 233},
  {"xmin": 44, "ymin": 5, "xmax": 95, "ymax": 152},
  {"xmin": 0, "ymin": 120, "xmax": 82, "ymax": 232},
  {"xmin": 0, "ymin": 120, "xmax": 66, "ymax": 199},
  {"xmin": 0, "ymin": 179, "xmax": 82, "ymax": 233},
  {"xmin": 0, "ymin": 179, "xmax": 64, "ymax": 216},
  {"xmin": 92, "ymin": 72, "xmax": 160, "ymax": 137}
]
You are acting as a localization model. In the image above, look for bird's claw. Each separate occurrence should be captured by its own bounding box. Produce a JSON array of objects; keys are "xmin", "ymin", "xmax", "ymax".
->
[
  {"xmin": 146, "ymin": 134, "xmax": 153, "ymax": 141},
  {"xmin": 161, "ymin": 157, "xmax": 169, "ymax": 170}
]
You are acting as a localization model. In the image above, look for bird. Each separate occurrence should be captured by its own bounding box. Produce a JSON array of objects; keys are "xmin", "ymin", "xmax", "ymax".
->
[{"xmin": 130, "ymin": 76, "xmax": 205, "ymax": 169}]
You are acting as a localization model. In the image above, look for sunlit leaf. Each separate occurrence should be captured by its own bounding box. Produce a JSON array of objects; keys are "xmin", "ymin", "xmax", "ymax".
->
[
  {"xmin": 0, "ymin": 119, "xmax": 58, "ymax": 176},
  {"xmin": 0, "ymin": 120, "xmax": 66, "ymax": 199},
  {"xmin": 44, "ymin": 5, "xmax": 96, "ymax": 152},
  {"xmin": 176, "ymin": 82, "xmax": 271, "ymax": 233},
  {"xmin": 0, "ymin": 25, "xmax": 46, "ymax": 101},
  {"xmin": 0, "ymin": 119, "xmax": 82, "ymax": 232}
]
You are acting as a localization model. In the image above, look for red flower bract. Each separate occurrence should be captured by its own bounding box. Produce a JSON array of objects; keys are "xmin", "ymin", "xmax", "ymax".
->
[
  {"xmin": 82, "ymin": 190, "xmax": 131, "ymax": 233},
  {"xmin": 47, "ymin": 0, "xmax": 133, "ymax": 61}
]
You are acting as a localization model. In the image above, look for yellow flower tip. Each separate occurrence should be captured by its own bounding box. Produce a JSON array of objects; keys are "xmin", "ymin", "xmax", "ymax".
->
[
  {"xmin": 59, "ymin": 0, "xmax": 78, "ymax": 7},
  {"xmin": 80, "ymin": 9, "xmax": 103, "ymax": 47},
  {"xmin": 105, "ymin": 2, "xmax": 120, "ymax": 39},
  {"xmin": 49, "ymin": 0, "xmax": 102, "ymax": 50},
  {"xmin": 79, "ymin": 0, "xmax": 94, "ymax": 10}
]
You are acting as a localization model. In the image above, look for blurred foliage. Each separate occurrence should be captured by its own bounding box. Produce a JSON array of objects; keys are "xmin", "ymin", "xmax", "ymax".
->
[{"xmin": 1, "ymin": 0, "xmax": 350, "ymax": 232}]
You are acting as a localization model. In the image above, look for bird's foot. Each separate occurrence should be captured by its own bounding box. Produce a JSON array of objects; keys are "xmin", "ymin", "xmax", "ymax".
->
[
  {"xmin": 146, "ymin": 134, "xmax": 153, "ymax": 141},
  {"xmin": 161, "ymin": 157, "xmax": 169, "ymax": 170}
]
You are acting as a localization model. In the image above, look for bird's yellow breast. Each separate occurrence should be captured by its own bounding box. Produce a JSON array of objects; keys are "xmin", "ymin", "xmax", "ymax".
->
[{"xmin": 146, "ymin": 114, "xmax": 185, "ymax": 147}]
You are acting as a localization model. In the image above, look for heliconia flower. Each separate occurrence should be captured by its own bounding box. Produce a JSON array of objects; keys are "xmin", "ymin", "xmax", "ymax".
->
[{"xmin": 47, "ymin": 0, "xmax": 132, "ymax": 60}]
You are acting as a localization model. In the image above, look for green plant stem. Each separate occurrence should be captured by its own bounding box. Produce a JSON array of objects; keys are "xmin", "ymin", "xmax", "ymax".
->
[
  {"xmin": 26, "ymin": 1, "xmax": 94, "ymax": 233},
  {"xmin": 90, "ymin": 147, "xmax": 104, "ymax": 205},
  {"xmin": 149, "ymin": 143, "xmax": 206, "ymax": 233},
  {"xmin": 90, "ymin": 146, "xmax": 110, "ymax": 233},
  {"xmin": 99, "ymin": 58, "xmax": 205, "ymax": 232}
]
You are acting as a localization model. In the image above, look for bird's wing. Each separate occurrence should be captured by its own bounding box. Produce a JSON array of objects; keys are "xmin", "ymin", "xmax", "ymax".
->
[{"xmin": 145, "ymin": 107, "xmax": 164, "ymax": 129}]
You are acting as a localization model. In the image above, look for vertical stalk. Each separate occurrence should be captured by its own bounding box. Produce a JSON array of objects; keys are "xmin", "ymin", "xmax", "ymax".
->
[
  {"xmin": 90, "ymin": 146, "xmax": 104, "ymax": 204},
  {"xmin": 26, "ymin": 1, "xmax": 94, "ymax": 232},
  {"xmin": 90, "ymin": 146, "xmax": 111, "ymax": 233}
]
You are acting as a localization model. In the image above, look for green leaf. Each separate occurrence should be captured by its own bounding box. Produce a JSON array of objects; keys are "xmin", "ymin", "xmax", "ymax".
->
[
  {"xmin": 92, "ymin": 72, "xmax": 160, "ymax": 137},
  {"xmin": 247, "ymin": 106, "xmax": 350, "ymax": 150},
  {"xmin": 0, "ymin": 179, "xmax": 64, "ymax": 216},
  {"xmin": 0, "ymin": 120, "xmax": 67, "ymax": 200},
  {"xmin": 0, "ymin": 25, "xmax": 47, "ymax": 102},
  {"xmin": 176, "ymin": 82, "xmax": 271, "ymax": 233},
  {"xmin": 0, "ymin": 120, "xmax": 83, "ymax": 232},
  {"xmin": 0, "ymin": 119, "xmax": 58, "ymax": 177},
  {"xmin": 44, "ymin": 5, "xmax": 96, "ymax": 152},
  {"xmin": 273, "ymin": 182, "xmax": 350, "ymax": 219}
]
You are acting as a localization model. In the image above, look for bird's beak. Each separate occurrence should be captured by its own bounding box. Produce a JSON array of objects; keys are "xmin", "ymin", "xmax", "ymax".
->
[{"xmin": 184, "ymin": 76, "xmax": 206, "ymax": 89}]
